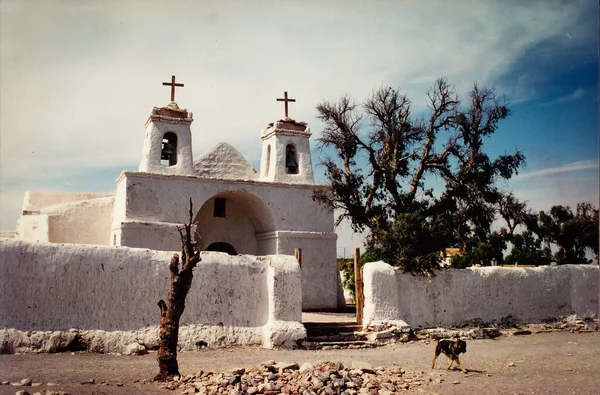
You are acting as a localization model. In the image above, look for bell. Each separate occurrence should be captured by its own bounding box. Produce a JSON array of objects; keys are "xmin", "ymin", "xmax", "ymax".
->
[
  {"xmin": 286, "ymin": 146, "xmax": 298, "ymax": 167},
  {"xmin": 161, "ymin": 142, "xmax": 176, "ymax": 160},
  {"xmin": 286, "ymin": 154, "xmax": 298, "ymax": 168}
]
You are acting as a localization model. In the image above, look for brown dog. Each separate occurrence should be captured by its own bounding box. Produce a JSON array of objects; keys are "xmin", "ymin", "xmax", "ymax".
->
[{"xmin": 432, "ymin": 338, "xmax": 468, "ymax": 373}]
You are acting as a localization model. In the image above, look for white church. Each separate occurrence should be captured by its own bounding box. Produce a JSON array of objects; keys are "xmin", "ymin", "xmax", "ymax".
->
[{"xmin": 13, "ymin": 78, "xmax": 340, "ymax": 311}]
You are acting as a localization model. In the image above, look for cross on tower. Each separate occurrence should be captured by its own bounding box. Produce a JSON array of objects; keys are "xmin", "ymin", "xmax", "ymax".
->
[
  {"xmin": 276, "ymin": 91, "xmax": 296, "ymax": 118},
  {"xmin": 162, "ymin": 75, "xmax": 184, "ymax": 102}
]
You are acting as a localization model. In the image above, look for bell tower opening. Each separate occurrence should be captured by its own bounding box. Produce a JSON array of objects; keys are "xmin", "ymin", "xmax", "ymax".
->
[
  {"xmin": 285, "ymin": 143, "xmax": 299, "ymax": 174},
  {"xmin": 161, "ymin": 132, "xmax": 178, "ymax": 166}
]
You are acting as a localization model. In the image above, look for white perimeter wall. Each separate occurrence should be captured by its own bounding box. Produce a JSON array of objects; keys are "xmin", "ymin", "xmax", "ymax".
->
[
  {"xmin": 0, "ymin": 239, "xmax": 305, "ymax": 350},
  {"xmin": 363, "ymin": 261, "xmax": 599, "ymax": 328},
  {"xmin": 17, "ymin": 197, "xmax": 114, "ymax": 246}
]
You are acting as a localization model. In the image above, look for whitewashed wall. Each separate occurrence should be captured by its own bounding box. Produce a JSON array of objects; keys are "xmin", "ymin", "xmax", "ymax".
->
[
  {"xmin": 0, "ymin": 239, "xmax": 305, "ymax": 352},
  {"xmin": 45, "ymin": 197, "xmax": 114, "ymax": 245},
  {"xmin": 363, "ymin": 261, "xmax": 599, "ymax": 328},
  {"xmin": 17, "ymin": 198, "xmax": 114, "ymax": 246},
  {"xmin": 112, "ymin": 171, "xmax": 339, "ymax": 310},
  {"xmin": 21, "ymin": 191, "xmax": 113, "ymax": 213},
  {"xmin": 16, "ymin": 214, "xmax": 49, "ymax": 242}
]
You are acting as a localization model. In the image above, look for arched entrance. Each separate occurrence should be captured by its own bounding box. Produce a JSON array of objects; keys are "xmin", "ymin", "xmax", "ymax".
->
[
  {"xmin": 194, "ymin": 190, "xmax": 276, "ymax": 255},
  {"xmin": 206, "ymin": 242, "xmax": 237, "ymax": 255}
]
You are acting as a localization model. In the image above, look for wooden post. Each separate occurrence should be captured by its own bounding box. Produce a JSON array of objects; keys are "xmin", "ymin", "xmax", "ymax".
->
[
  {"xmin": 354, "ymin": 247, "xmax": 364, "ymax": 326},
  {"xmin": 294, "ymin": 248, "xmax": 302, "ymax": 268}
]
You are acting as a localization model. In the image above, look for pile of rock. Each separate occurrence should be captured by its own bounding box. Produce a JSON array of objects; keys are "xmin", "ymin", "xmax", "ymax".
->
[
  {"xmin": 158, "ymin": 361, "xmax": 433, "ymax": 394},
  {"xmin": 358, "ymin": 315, "xmax": 598, "ymax": 349}
]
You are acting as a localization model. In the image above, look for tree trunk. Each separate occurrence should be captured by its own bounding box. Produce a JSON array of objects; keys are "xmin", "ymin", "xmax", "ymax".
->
[{"xmin": 155, "ymin": 199, "xmax": 201, "ymax": 381}]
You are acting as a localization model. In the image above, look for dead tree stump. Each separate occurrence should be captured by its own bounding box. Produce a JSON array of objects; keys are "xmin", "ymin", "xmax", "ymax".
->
[{"xmin": 155, "ymin": 199, "xmax": 201, "ymax": 381}]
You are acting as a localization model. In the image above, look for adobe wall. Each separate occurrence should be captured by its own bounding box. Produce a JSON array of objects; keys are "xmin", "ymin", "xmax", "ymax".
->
[
  {"xmin": 21, "ymin": 191, "xmax": 113, "ymax": 213},
  {"xmin": 362, "ymin": 261, "xmax": 599, "ymax": 328},
  {"xmin": 112, "ymin": 171, "xmax": 340, "ymax": 309},
  {"xmin": 45, "ymin": 197, "xmax": 114, "ymax": 245},
  {"xmin": 113, "ymin": 172, "xmax": 333, "ymax": 234},
  {"xmin": 16, "ymin": 197, "xmax": 114, "ymax": 246},
  {"xmin": 0, "ymin": 239, "xmax": 305, "ymax": 353}
]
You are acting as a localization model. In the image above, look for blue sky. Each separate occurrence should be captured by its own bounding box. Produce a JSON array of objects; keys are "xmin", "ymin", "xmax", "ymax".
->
[{"xmin": 0, "ymin": 0, "xmax": 597, "ymax": 254}]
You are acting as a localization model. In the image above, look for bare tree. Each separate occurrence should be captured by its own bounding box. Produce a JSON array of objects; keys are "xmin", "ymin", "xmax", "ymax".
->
[
  {"xmin": 155, "ymin": 198, "xmax": 201, "ymax": 381},
  {"xmin": 314, "ymin": 78, "xmax": 460, "ymax": 230},
  {"xmin": 314, "ymin": 78, "xmax": 525, "ymax": 273}
]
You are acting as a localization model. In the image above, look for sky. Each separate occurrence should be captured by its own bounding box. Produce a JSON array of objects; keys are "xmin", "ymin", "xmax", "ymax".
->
[{"xmin": 1, "ymin": 0, "xmax": 598, "ymax": 256}]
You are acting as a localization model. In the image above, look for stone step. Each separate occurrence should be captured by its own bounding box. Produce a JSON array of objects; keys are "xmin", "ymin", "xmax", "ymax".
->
[
  {"xmin": 301, "ymin": 340, "xmax": 373, "ymax": 350},
  {"xmin": 303, "ymin": 322, "xmax": 362, "ymax": 337},
  {"xmin": 306, "ymin": 332, "xmax": 367, "ymax": 342}
]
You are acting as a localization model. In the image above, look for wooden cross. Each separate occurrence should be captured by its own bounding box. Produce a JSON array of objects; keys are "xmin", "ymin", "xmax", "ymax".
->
[
  {"xmin": 276, "ymin": 91, "xmax": 296, "ymax": 118},
  {"xmin": 162, "ymin": 75, "xmax": 184, "ymax": 102}
]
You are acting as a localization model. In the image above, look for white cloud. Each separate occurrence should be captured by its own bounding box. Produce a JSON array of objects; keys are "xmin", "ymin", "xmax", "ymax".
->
[
  {"xmin": 541, "ymin": 88, "xmax": 586, "ymax": 105},
  {"xmin": 555, "ymin": 88, "xmax": 586, "ymax": 103},
  {"xmin": 0, "ymin": 0, "xmax": 594, "ymax": 229},
  {"xmin": 513, "ymin": 160, "xmax": 598, "ymax": 180}
]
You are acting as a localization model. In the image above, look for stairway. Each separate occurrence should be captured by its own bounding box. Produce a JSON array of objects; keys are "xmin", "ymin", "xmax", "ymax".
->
[{"xmin": 302, "ymin": 322, "xmax": 369, "ymax": 349}]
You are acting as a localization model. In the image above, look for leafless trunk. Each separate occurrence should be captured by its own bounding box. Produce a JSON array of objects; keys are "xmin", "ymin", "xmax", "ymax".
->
[{"xmin": 155, "ymin": 199, "xmax": 201, "ymax": 381}]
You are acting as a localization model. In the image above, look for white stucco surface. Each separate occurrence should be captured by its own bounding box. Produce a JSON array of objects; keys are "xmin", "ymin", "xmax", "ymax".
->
[
  {"xmin": 112, "ymin": 171, "xmax": 338, "ymax": 309},
  {"xmin": 139, "ymin": 104, "xmax": 195, "ymax": 176},
  {"xmin": 362, "ymin": 261, "xmax": 599, "ymax": 328},
  {"xmin": 21, "ymin": 191, "xmax": 113, "ymax": 213},
  {"xmin": 194, "ymin": 142, "xmax": 258, "ymax": 180},
  {"xmin": 259, "ymin": 119, "xmax": 315, "ymax": 185},
  {"xmin": 15, "ymin": 214, "xmax": 49, "ymax": 243},
  {"xmin": 17, "ymin": 197, "xmax": 114, "ymax": 246},
  {"xmin": 0, "ymin": 239, "xmax": 304, "ymax": 351},
  {"xmin": 43, "ymin": 197, "xmax": 114, "ymax": 245}
]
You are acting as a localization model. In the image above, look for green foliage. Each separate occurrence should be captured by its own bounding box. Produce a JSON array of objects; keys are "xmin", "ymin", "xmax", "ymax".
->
[
  {"xmin": 521, "ymin": 203, "xmax": 599, "ymax": 265},
  {"xmin": 366, "ymin": 209, "xmax": 452, "ymax": 275},
  {"xmin": 316, "ymin": 77, "xmax": 598, "ymax": 272},
  {"xmin": 337, "ymin": 250, "xmax": 383, "ymax": 302},
  {"xmin": 504, "ymin": 231, "xmax": 551, "ymax": 266}
]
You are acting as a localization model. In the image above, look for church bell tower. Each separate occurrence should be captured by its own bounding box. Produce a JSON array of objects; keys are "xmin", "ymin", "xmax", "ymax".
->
[
  {"xmin": 139, "ymin": 76, "xmax": 194, "ymax": 176},
  {"xmin": 259, "ymin": 91, "xmax": 314, "ymax": 185}
]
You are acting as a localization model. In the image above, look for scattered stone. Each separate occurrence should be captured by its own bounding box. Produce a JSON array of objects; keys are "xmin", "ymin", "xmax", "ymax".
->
[
  {"xmin": 451, "ymin": 380, "xmax": 460, "ymax": 384},
  {"xmin": 47, "ymin": 383, "xmax": 59, "ymax": 386},
  {"xmin": 508, "ymin": 362, "xmax": 515, "ymax": 367},
  {"xmin": 19, "ymin": 378, "xmax": 32, "ymax": 386},
  {"xmin": 154, "ymin": 361, "xmax": 434, "ymax": 394},
  {"xmin": 273, "ymin": 361, "xmax": 299, "ymax": 371},
  {"xmin": 350, "ymin": 361, "xmax": 374, "ymax": 373},
  {"xmin": 15, "ymin": 391, "xmax": 30, "ymax": 395},
  {"xmin": 124, "ymin": 342, "xmax": 148, "ymax": 356},
  {"xmin": 299, "ymin": 362, "xmax": 314, "ymax": 373},
  {"xmin": 80, "ymin": 378, "xmax": 95, "ymax": 385},
  {"xmin": 513, "ymin": 330, "xmax": 532, "ymax": 336},
  {"xmin": 229, "ymin": 367, "xmax": 245, "ymax": 375},
  {"xmin": 31, "ymin": 383, "xmax": 42, "ymax": 387},
  {"xmin": 115, "ymin": 382, "xmax": 124, "ymax": 387},
  {"xmin": 1, "ymin": 381, "xmax": 8, "ymax": 385}
]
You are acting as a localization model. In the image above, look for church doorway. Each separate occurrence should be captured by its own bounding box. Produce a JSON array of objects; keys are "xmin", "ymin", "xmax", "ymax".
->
[
  {"xmin": 206, "ymin": 242, "xmax": 237, "ymax": 255},
  {"xmin": 194, "ymin": 190, "xmax": 276, "ymax": 256}
]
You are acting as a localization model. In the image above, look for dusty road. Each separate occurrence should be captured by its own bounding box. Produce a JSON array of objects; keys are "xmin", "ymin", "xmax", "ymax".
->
[{"xmin": 0, "ymin": 331, "xmax": 598, "ymax": 395}]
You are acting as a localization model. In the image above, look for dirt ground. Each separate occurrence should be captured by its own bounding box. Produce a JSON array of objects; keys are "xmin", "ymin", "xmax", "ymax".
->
[{"xmin": 0, "ymin": 331, "xmax": 598, "ymax": 395}]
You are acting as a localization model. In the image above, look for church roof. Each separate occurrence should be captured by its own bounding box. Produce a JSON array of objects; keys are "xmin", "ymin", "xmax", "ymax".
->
[{"xmin": 193, "ymin": 142, "xmax": 258, "ymax": 181}]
